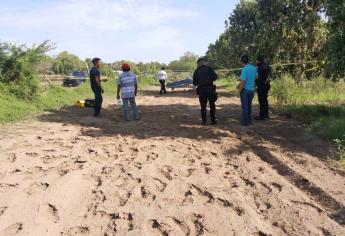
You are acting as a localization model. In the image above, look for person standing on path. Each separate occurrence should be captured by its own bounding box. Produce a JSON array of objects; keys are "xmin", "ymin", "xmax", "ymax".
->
[
  {"xmin": 238, "ymin": 55, "xmax": 257, "ymax": 126},
  {"xmin": 90, "ymin": 58, "xmax": 104, "ymax": 117},
  {"xmin": 193, "ymin": 57, "xmax": 218, "ymax": 126},
  {"xmin": 255, "ymin": 56, "xmax": 271, "ymax": 120},
  {"xmin": 117, "ymin": 63, "xmax": 139, "ymax": 121},
  {"xmin": 157, "ymin": 67, "xmax": 168, "ymax": 95}
]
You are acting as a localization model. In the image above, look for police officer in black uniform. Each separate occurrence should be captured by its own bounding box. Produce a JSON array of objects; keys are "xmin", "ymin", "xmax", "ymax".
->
[
  {"xmin": 255, "ymin": 56, "xmax": 271, "ymax": 120},
  {"xmin": 193, "ymin": 57, "xmax": 218, "ymax": 125}
]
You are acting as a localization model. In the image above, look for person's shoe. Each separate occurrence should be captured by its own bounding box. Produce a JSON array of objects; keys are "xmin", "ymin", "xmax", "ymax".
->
[
  {"xmin": 201, "ymin": 121, "xmax": 207, "ymax": 126},
  {"xmin": 211, "ymin": 120, "xmax": 217, "ymax": 125},
  {"xmin": 254, "ymin": 116, "xmax": 265, "ymax": 121},
  {"xmin": 94, "ymin": 113, "xmax": 103, "ymax": 118}
]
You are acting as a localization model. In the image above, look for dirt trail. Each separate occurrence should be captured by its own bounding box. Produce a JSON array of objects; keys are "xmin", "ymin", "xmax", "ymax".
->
[{"xmin": 0, "ymin": 88, "xmax": 345, "ymax": 236}]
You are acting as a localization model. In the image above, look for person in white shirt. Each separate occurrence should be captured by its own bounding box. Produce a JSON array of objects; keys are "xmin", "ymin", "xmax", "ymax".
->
[{"xmin": 157, "ymin": 67, "xmax": 168, "ymax": 95}]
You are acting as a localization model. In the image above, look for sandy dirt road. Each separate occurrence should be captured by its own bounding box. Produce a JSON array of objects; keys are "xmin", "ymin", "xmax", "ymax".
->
[{"xmin": 0, "ymin": 87, "xmax": 345, "ymax": 236}]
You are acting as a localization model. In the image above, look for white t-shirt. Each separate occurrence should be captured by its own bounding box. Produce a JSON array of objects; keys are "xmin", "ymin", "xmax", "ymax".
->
[{"xmin": 157, "ymin": 70, "xmax": 168, "ymax": 81}]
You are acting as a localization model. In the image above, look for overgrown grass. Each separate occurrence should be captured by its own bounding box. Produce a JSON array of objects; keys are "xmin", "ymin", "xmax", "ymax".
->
[
  {"xmin": 216, "ymin": 76, "xmax": 238, "ymax": 93},
  {"xmin": 270, "ymin": 76, "xmax": 345, "ymax": 160},
  {"xmin": 137, "ymin": 75, "xmax": 157, "ymax": 87},
  {"xmin": 270, "ymin": 76, "xmax": 345, "ymax": 105},
  {"xmin": 0, "ymin": 75, "xmax": 157, "ymax": 123},
  {"xmin": 0, "ymin": 82, "xmax": 92, "ymax": 123},
  {"xmin": 216, "ymin": 75, "xmax": 345, "ymax": 161}
]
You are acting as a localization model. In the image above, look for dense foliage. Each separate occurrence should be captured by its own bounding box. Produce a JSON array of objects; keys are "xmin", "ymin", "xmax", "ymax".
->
[
  {"xmin": 168, "ymin": 52, "xmax": 199, "ymax": 72},
  {"xmin": 207, "ymin": 0, "xmax": 344, "ymax": 80},
  {"xmin": 0, "ymin": 40, "xmax": 54, "ymax": 99},
  {"xmin": 323, "ymin": 0, "xmax": 345, "ymax": 78},
  {"xmin": 53, "ymin": 51, "xmax": 84, "ymax": 75}
]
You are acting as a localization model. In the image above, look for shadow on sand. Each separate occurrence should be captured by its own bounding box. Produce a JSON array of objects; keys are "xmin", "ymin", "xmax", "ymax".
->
[
  {"xmin": 37, "ymin": 88, "xmax": 345, "ymax": 224},
  {"xmin": 38, "ymin": 89, "xmax": 333, "ymax": 159}
]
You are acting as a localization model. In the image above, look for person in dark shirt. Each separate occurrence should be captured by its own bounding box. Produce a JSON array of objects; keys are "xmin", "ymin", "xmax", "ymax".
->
[
  {"xmin": 193, "ymin": 57, "xmax": 218, "ymax": 125},
  {"xmin": 255, "ymin": 56, "xmax": 271, "ymax": 120},
  {"xmin": 90, "ymin": 58, "xmax": 104, "ymax": 117}
]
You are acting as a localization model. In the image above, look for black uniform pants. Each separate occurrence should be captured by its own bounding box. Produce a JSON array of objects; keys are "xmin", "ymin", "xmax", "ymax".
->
[
  {"xmin": 199, "ymin": 91, "xmax": 216, "ymax": 123},
  {"xmin": 257, "ymin": 85, "xmax": 270, "ymax": 118},
  {"xmin": 159, "ymin": 80, "xmax": 167, "ymax": 94},
  {"xmin": 92, "ymin": 86, "xmax": 103, "ymax": 116}
]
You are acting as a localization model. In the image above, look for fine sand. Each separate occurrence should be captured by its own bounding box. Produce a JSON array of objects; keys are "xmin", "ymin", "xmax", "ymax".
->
[{"xmin": 0, "ymin": 87, "xmax": 345, "ymax": 236}]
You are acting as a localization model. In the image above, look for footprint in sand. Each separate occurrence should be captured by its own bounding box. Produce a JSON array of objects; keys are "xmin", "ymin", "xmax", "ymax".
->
[
  {"xmin": 147, "ymin": 219, "xmax": 172, "ymax": 236},
  {"xmin": 191, "ymin": 214, "xmax": 208, "ymax": 235},
  {"xmin": 0, "ymin": 183, "xmax": 19, "ymax": 193},
  {"xmin": 0, "ymin": 206, "xmax": 8, "ymax": 216},
  {"xmin": 271, "ymin": 182, "xmax": 283, "ymax": 192},
  {"xmin": 180, "ymin": 168, "xmax": 195, "ymax": 177},
  {"xmin": 101, "ymin": 166, "xmax": 114, "ymax": 175},
  {"xmin": 141, "ymin": 186, "xmax": 156, "ymax": 201},
  {"xmin": 24, "ymin": 166, "xmax": 46, "ymax": 175},
  {"xmin": 191, "ymin": 184, "xmax": 214, "ymax": 203},
  {"xmin": 152, "ymin": 178, "xmax": 167, "ymax": 192},
  {"xmin": 169, "ymin": 217, "xmax": 191, "ymax": 236},
  {"xmin": 4, "ymin": 222, "xmax": 23, "ymax": 234},
  {"xmin": 39, "ymin": 203, "xmax": 60, "ymax": 223},
  {"xmin": 25, "ymin": 152, "xmax": 38, "ymax": 157},
  {"xmin": 146, "ymin": 152, "xmax": 159, "ymax": 162},
  {"xmin": 6, "ymin": 153, "xmax": 17, "ymax": 163},
  {"xmin": 216, "ymin": 198, "xmax": 233, "ymax": 208},
  {"xmin": 235, "ymin": 207, "xmax": 245, "ymax": 216},
  {"xmin": 61, "ymin": 226, "xmax": 89, "ymax": 236},
  {"xmin": 42, "ymin": 155, "xmax": 59, "ymax": 164},
  {"xmin": 134, "ymin": 162, "xmax": 142, "ymax": 170},
  {"xmin": 241, "ymin": 177, "xmax": 256, "ymax": 187},
  {"xmin": 161, "ymin": 166, "xmax": 173, "ymax": 181},
  {"xmin": 27, "ymin": 182, "xmax": 49, "ymax": 195},
  {"xmin": 119, "ymin": 191, "xmax": 132, "ymax": 207},
  {"xmin": 103, "ymin": 212, "xmax": 134, "ymax": 235},
  {"xmin": 142, "ymin": 144, "xmax": 157, "ymax": 152},
  {"xmin": 147, "ymin": 217, "xmax": 191, "ymax": 236},
  {"xmin": 201, "ymin": 163, "xmax": 212, "ymax": 174}
]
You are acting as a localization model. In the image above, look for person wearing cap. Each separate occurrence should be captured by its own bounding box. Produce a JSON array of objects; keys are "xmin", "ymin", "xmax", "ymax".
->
[
  {"xmin": 238, "ymin": 55, "xmax": 257, "ymax": 126},
  {"xmin": 90, "ymin": 58, "xmax": 104, "ymax": 117},
  {"xmin": 255, "ymin": 56, "xmax": 271, "ymax": 120},
  {"xmin": 157, "ymin": 67, "xmax": 168, "ymax": 95},
  {"xmin": 193, "ymin": 57, "xmax": 218, "ymax": 125},
  {"xmin": 117, "ymin": 63, "xmax": 139, "ymax": 121}
]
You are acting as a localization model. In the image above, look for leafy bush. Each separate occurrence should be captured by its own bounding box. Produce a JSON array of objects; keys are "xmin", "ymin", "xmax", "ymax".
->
[
  {"xmin": 0, "ymin": 41, "xmax": 54, "ymax": 100},
  {"xmin": 271, "ymin": 76, "xmax": 345, "ymax": 105},
  {"xmin": 270, "ymin": 75, "xmax": 302, "ymax": 105}
]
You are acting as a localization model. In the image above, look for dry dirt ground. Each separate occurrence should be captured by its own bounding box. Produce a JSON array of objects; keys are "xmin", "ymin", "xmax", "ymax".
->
[{"xmin": 0, "ymin": 88, "xmax": 345, "ymax": 236}]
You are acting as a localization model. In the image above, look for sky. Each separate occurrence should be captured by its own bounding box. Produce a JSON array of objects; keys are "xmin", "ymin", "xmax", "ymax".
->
[{"xmin": 0, "ymin": 0, "xmax": 238, "ymax": 63}]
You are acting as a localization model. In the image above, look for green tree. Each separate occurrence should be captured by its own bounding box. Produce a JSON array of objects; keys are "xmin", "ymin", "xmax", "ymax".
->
[
  {"xmin": 207, "ymin": 0, "xmax": 327, "ymax": 81},
  {"xmin": 323, "ymin": 0, "xmax": 345, "ymax": 79},
  {"xmin": 52, "ymin": 51, "xmax": 83, "ymax": 75},
  {"xmin": 207, "ymin": 0, "xmax": 259, "ymax": 69},
  {"xmin": 168, "ymin": 52, "xmax": 199, "ymax": 71},
  {"xmin": 36, "ymin": 55, "xmax": 54, "ymax": 75}
]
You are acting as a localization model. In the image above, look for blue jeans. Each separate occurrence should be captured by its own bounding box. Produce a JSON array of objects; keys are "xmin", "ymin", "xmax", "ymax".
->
[
  {"xmin": 122, "ymin": 97, "xmax": 138, "ymax": 121},
  {"xmin": 240, "ymin": 89, "xmax": 254, "ymax": 125}
]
